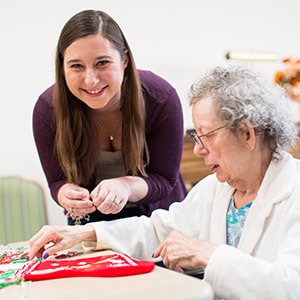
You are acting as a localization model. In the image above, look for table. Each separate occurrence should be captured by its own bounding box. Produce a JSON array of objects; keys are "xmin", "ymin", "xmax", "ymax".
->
[{"xmin": 0, "ymin": 242, "xmax": 214, "ymax": 300}]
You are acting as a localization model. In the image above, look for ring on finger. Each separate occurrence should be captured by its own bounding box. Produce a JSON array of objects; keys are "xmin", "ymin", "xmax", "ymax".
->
[{"xmin": 113, "ymin": 198, "xmax": 120, "ymax": 206}]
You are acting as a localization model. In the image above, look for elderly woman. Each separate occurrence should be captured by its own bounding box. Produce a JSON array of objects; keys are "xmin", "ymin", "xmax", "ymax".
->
[{"xmin": 28, "ymin": 65, "xmax": 300, "ymax": 299}]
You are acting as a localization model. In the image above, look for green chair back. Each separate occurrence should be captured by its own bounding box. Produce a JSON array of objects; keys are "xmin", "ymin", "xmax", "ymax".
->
[{"xmin": 0, "ymin": 176, "xmax": 47, "ymax": 245}]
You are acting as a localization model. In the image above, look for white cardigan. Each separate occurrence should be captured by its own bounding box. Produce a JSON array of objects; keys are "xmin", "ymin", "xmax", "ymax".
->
[{"xmin": 90, "ymin": 152, "xmax": 300, "ymax": 299}]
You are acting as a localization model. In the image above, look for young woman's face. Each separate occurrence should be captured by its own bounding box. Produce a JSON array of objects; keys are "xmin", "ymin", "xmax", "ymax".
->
[{"xmin": 63, "ymin": 33, "xmax": 128, "ymax": 110}]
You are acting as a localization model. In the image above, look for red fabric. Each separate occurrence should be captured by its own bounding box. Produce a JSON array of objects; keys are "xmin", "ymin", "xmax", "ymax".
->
[{"xmin": 18, "ymin": 253, "xmax": 155, "ymax": 281}]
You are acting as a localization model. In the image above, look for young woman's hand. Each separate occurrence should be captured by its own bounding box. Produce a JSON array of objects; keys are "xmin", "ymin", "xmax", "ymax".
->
[
  {"xmin": 90, "ymin": 176, "xmax": 148, "ymax": 214},
  {"xmin": 90, "ymin": 178, "xmax": 131, "ymax": 214},
  {"xmin": 58, "ymin": 183, "xmax": 96, "ymax": 217}
]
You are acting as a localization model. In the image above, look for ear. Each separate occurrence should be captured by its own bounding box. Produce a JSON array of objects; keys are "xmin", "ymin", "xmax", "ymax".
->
[
  {"xmin": 123, "ymin": 49, "xmax": 129, "ymax": 68},
  {"xmin": 241, "ymin": 120, "xmax": 256, "ymax": 151}
]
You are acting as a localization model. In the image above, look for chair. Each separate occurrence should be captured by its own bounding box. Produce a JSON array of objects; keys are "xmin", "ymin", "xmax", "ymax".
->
[{"xmin": 0, "ymin": 176, "xmax": 47, "ymax": 245}]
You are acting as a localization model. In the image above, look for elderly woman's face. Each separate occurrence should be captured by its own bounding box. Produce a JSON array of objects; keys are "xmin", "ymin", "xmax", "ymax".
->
[{"xmin": 192, "ymin": 96, "xmax": 249, "ymax": 185}]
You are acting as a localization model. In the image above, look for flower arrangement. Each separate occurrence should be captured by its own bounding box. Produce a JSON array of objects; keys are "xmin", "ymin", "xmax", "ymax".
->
[{"xmin": 274, "ymin": 57, "xmax": 300, "ymax": 102}]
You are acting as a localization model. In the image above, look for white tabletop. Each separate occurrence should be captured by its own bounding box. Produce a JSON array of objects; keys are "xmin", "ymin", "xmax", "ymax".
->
[{"xmin": 0, "ymin": 243, "xmax": 214, "ymax": 300}]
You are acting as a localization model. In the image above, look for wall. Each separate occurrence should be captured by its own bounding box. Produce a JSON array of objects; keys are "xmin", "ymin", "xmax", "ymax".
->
[{"xmin": 1, "ymin": 0, "xmax": 299, "ymax": 225}]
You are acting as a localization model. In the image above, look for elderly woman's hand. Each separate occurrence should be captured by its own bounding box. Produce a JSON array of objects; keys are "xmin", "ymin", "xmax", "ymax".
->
[
  {"xmin": 153, "ymin": 230, "xmax": 218, "ymax": 272},
  {"xmin": 28, "ymin": 225, "xmax": 96, "ymax": 260}
]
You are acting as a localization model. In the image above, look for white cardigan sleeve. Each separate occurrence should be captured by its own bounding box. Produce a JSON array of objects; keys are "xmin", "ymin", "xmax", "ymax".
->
[{"xmin": 87, "ymin": 175, "xmax": 222, "ymax": 259}]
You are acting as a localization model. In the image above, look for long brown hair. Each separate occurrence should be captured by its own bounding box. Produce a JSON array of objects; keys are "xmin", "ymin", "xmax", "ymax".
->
[{"xmin": 53, "ymin": 10, "xmax": 148, "ymax": 184}]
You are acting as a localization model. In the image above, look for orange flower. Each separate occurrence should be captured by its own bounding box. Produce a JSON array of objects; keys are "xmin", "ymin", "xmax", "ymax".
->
[
  {"xmin": 291, "ymin": 77, "xmax": 300, "ymax": 86},
  {"xmin": 282, "ymin": 57, "xmax": 291, "ymax": 63},
  {"xmin": 274, "ymin": 71, "xmax": 283, "ymax": 84},
  {"xmin": 274, "ymin": 57, "xmax": 300, "ymax": 101}
]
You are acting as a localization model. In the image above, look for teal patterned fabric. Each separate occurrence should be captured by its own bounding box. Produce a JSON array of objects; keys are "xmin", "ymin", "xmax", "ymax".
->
[
  {"xmin": 226, "ymin": 196, "xmax": 253, "ymax": 247},
  {"xmin": 0, "ymin": 177, "xmax": 47, "ymax": 244}
]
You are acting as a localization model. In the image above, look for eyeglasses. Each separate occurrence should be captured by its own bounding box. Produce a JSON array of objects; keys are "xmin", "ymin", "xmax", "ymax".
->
[{"xmin": 187, "ymin": 125, "xmax": 226, "ymax": 148}]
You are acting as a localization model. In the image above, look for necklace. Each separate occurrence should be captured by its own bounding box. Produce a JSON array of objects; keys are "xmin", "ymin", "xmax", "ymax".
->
[
  {"xmin": 107, "ymin": 111, "xmax": 120, "ymax": 142},
  {"xmin": 94, "ymin": 110, "xmax": 121, "ymax": 149}
]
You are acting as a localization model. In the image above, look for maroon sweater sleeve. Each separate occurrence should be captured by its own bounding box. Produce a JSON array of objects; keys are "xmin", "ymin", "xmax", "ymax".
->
[
  {"xmin": 32, "ymin": 85, "xmax": 66, "ymax": 203},
  {"xmin": 137, "ymin": 70, "xmax": 187, "ymax": 214}
]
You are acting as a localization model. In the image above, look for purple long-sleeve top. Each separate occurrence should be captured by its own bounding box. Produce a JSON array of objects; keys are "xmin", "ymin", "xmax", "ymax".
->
[{"xmin": 32, "ymin": 70, "xmax": 187, "ymax": 218}]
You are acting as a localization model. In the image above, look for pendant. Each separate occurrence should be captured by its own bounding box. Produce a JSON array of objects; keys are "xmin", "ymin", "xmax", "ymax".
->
[{"xmin": 109, "ymin": 135, "xmax": 114, "ymax": 141}]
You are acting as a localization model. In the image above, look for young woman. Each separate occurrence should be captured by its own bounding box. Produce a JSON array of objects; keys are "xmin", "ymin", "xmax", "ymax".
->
[{"xmin": 33, "ymin": 10, "xmax": 187, "ymax": 225}]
